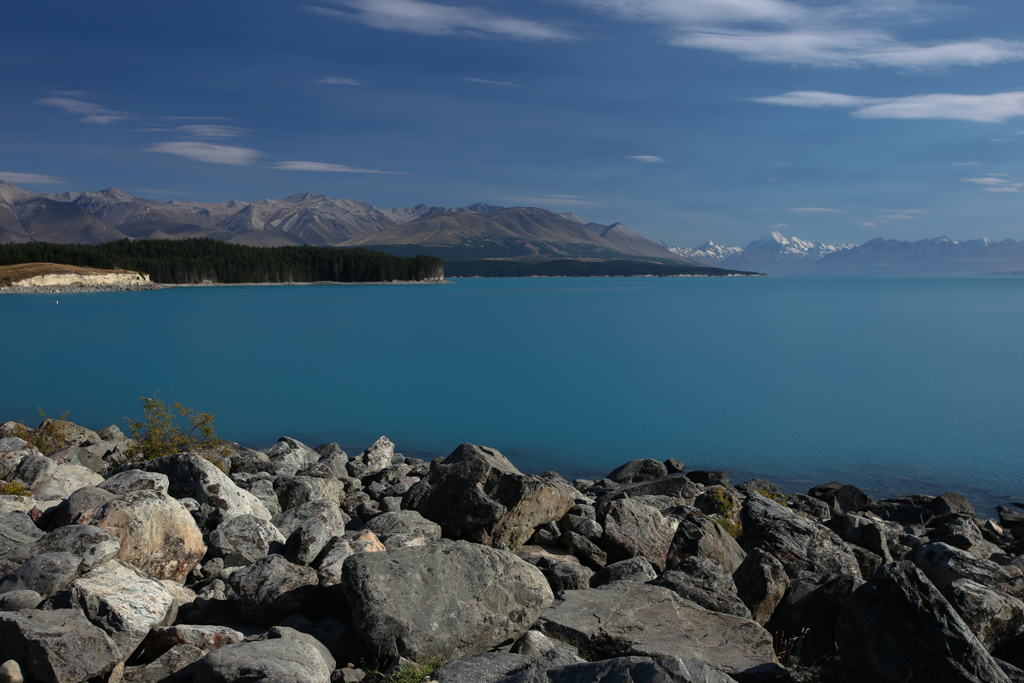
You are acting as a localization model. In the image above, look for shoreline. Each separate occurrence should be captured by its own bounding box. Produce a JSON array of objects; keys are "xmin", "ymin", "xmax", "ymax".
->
[{"xmin": 0, "ymin": 278, "xmax": 453, "ymax": 294}]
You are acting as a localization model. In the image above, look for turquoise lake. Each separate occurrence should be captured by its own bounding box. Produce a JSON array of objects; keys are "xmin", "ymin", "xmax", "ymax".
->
[{"xmin": 2, "ymin": 277, "xmax": 1022, "ymax": 514}]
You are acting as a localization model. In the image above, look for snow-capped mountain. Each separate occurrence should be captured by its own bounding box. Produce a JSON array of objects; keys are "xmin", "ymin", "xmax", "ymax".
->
[
  {"xmin": 664, "ymin": 231, "xmax": 855, "ymax": 275},
  {"xmin": 662, "ymin": 240, "xmax": 744, "ymax": 262}
]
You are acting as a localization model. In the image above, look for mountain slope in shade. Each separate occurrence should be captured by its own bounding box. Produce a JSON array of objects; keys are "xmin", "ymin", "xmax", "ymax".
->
[
  {"xmin": 381, "ymin": 202, "xmax": 505, "ymax": 224},
  {"xmin": 15, "ymin": 197, "xmax": 127, "ymax": 244},
  {"xmin": 0, "ymin": 198, "xmax": 31, "ymax": 243},
  {"xmin": 214, "ymin": 194, "xmax": 395, "ymax": 245},
  {"xmin": 593, "ymin": 222, "xmax": 693, "ymax": 261}
]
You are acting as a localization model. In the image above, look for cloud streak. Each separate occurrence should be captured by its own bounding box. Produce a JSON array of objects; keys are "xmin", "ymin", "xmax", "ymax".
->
[
  {"xmin": 754, "ymin": 90, "xmax": 1024, "ymax": 123},
  {"xmin": 269, "ymin": 161, "xmax": 408, "ymax": 174},
  {"xmin": 308, "ymin": 0, "xmax": 572, "ymax": 40},
  {"xmin": 318, "ymin": 76, "xmax": 363, "ymax": 85},
  {"xmin": 564, "ymin": 0, "xmax": 1024, "ymax": 69},
  {"xmin": 0, "ymin": 172, "xmax": 67, "ymax": 186},
  {"xmin": 145, "ymin": 142, "xmax": 263, "ymax": 165},
  {"xmin": 462, "ymin": 77, "xmax": 523, "ymax": 86},
  {"xmin": 37, "ymin": 97, "xmax": 134, "ymax": 124},
  {"xmin": 506, "ymin": 194, "xmax": 597, "ymax": 206},
  {"xmin": 629, "ymin": 155, "xmax": 666, "ymax": 162},
  {"xmin": 961, "ymin": 175, "xmax": 1023, "ymax": 192}
]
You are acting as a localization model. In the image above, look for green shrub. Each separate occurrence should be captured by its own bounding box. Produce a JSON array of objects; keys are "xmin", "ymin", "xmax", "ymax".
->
[
  {"xmin": 707, "ymin": 487, "xmax": 735, "ymax": 516},
  {"xmin": 125, "ymin": 391, "xmax": 228, "ymax": 462},
  {"xmin": 715, "ymin": 516, "xmax": 743, "ymax": 542},
  {"xmin": 12, "ymin": 408, "xmax": 71, "ymax": 455},
  {"xmin": 363, "ymin": 657, "xmax": 443, "ymax": 683},
  {"xmin": 0, "ymin": 481, "xmax": 31, "ymax": 496}
]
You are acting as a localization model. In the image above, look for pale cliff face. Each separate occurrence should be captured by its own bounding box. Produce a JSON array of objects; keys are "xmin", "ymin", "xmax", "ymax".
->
[{"xmin": 12, "ymin": 272, "xmax": 149, "ymax": 287}]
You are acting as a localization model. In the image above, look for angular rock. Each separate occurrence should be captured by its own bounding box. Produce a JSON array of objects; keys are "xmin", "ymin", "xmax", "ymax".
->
[
  {"xmin": 11, "ymin": 454, "xmax": 57, "ymax": 491},
  {"xmin": 341, "ymin": 540, "xmax": 553, "ymax": 661},
  {"xmin": 652, "ymin": 556, "xmax": 751, "ymax": 619},
  {"xmin": 536, "ymin": 582, "xmax": 781, "ymax": 681},
  {"xmin": 590, "ymin": 557, "xmax": 657, "ymax": 587},
  {"xmin": 807, "ymin": 482, "xmax": 871, "ymax": 513},
  {"xmin": 733, "ymin": 548, "xmax": 790, "ymax": 625},
  {"xmin": 0, "ymin": 608, "xmax": 121, "ymax": 683},
  {"xmin": 666, "ymin": 511, "xmax": 746, "ymax": 573},
  {"xmin": 97, "ymin": 470, "xmax": 169, "ymax": 496},
  {"xmin": 274, "ymin": 476, "xmax": 345, "ymax": 512},
  {"xmin": 765, "ymin": 571, "xmax": 863, "ymax": 665},
  {"xmin": 601, "ymin": 498, "xmax": 677, "ymax": 572},
  {"xmin": 144, "ymin": 624, "xmax": 245, "ymax": 661},
  {"xmin": 828, "ymin": 512, "xmax": 893, "ymax": 564},
  {"xmin": 741, "ymin": 494, "xmax": 861, "ymax": 579},
  {"xmin": 284, "ymin": 519, "xmax": 332, "ymax": 565},
  {"xmin": 315, "ymin": 530, "xmax": 386, "ymax": 587},
  {"xmin": 264, "ymin": 436, "xmax": 322, "ymax": 473},
  {"xmin": 122, "ymin": 644, "xmax": 203, "ymax": 683},
  {"xmin": 263, "ymin": 626, "xmax": 336, "ymax": 672},
  {"xmin": 560, "ymin": 514, "xmax": 602, "ymax": 542},
  {"xmin": 272, "ymin": 500, "xmax": 349, "ymax": 539},
  {"xmin": 935, "ymin": 516, "xmax": 996, "ymax": 559},
  {"xmin": 31, "ymin": 464, "xmax": 104, "ymax": 501},
  {"xmin": 193, "ymin": 639, "xmax": 330, "ymax": 683},
  {"xmin": 943, "ymin": 579, "xmax": 1024, "ymax": 653},
  {"xmin": 927, "ymin": 492, "xmax": 977, "ymax": 519},
  {"xmin": 494, "ymin": 656, "xmax": 740, "ymax": 683},
  {"xmin": 0, "ymin": 552, "xmax": 81, "ymax": 599},
  {"xmin": 129, "ymin": 452, "xmax": 271, "ymax": 531},
  {"xmin": 0, "ymin": 660, "xmax": 22, "ymax": 683},
  {"xmin": 433, "ymin": 652, "xmax": 533, "ymax": 683},
  {"xmin": 11, "ymin": 524, "xmax": 120, "ymax": 574},
  {"xmin": 365, "ymin": 510, "xmax": 442, "ymax": 548},
  {"xmin": 604, "ymin": 474, "xmax": 698, "ymax": 505},
  {"xmin": 605, "ymin": 459, "xmax": 668, "ymax": 484},
  {"xmin": 45, "ymin": 486, "xmax": 117, "ymax": 530},
  {"xmin": 402, "ymin": 444, "xmax": 576, "ymax": 549},
  {"xmin": 836, "ymin": 561, "xmax": 1012, "ymax": 683},
  {"xmin": 516, "ymin": 546, "xmax": 595, "ymax": 592},
  {"xmin": 0, "ymin": 438, "xmax": 34, "ymax": 479},
  {"xmin": 207, "ymin": 513, "xmax": 286, "ymax": 567},
  {"xmin": 560, "ymin": 531, "xmax": 607, "ymax": 570},
  {"xmin": 71, "ymin": 489, "xmax": 205, "ymax": 582},
  {"xmin": 0, "ymin": 590, "xmax": 42, "ymax": 611},
  {"xmin": 0, "ymin": 512, "xmax": 45, "ymax": 553},
  {"xmin": 52, "ymin": 559, "xmax": 178, "ymax": 660},
  {"xmin": 914, "ymin": 542, "xmax": 1024, "ymax": 597},
  {"xmin": 346, "ymin": 436, "xmax": 395, "ymax": 479},
  {"xmin": 228, "ymin": 554, "xmax": 320, "ymax": 625}
]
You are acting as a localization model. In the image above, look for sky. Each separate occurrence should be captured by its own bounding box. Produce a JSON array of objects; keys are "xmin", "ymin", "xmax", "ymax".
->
[{"xmin": 3, "ymin": 0, "xmax": 1024, "ymax": 248}]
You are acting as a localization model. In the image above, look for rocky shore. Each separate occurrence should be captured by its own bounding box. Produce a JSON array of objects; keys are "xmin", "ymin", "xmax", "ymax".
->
[{"xmin": 0, "ymin": 420, "xmax": 1022, "ymax": 683}]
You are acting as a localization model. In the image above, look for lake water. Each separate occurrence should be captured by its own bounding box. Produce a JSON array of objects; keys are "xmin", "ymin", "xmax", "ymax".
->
[{"xmin": 2, "ymin": 277, "xmax": 1022, "ymax": 514}]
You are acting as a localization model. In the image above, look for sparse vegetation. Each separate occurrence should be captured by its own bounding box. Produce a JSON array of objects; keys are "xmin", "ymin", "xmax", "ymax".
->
[
  {"xmin": 715, "ymin": 516, "xmax": 743, "ymax": 541},
  {"xmin": 706, "ymin": 487, "xmax": 735, "ymax": 516},
  {"xmin": 125, "ymin": 391, "xmax": 229, "ymax": 462},
  {"xmin": 0, "ymin": 481, "xmax": 31, "ymax": 496},
  {"xmin": 763, "ymin": 490, "xmax": 790, "ymax": 507},
  {"xmin": 12, "ymin": 408, "xmax": 72, "ymax": 455},
  {"xmin": 363, "ymin": 657, "xmax": 443, "ymax": 683}
]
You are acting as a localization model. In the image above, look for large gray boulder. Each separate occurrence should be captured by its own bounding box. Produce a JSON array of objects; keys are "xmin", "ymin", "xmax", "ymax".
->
[
  {"xmin": 601, "ymin": 498, "xmax": 678, "ymax": 572},
  {"xmin": 50, "ymin": 559, "xmax": 178, "ymax": 660},
  {"xmin": 31, "ymin": 464, "xmax": 104, "ymax": 502},
  {"xmin": 1, "ymin": 524, "xmax": 120, "ymax": 576},
  {"xmin": 914, "ymin": 542, "xmax": 1024, "ymax": 598},
  {"xmin": 341, "ymin": 540, "xmax": 553, "ymax": 661},
  {"xmin": 651, "ymin": 556, "xmax": 751, "ymax": 619},
  {"xmin": 97, "ymin": 470, "xmax": 170, "ymax": 496},
  {"xmin": 315, "ymin": 530, "xmax": 386, "ymax": 587},
  {"xmin": 346, "ymin": 436, "xmax": 395, "ymax": 479},
  {"xmin": 263, "ymin": 437, "xmax": 322, "ymax": 474},
  {"xmin": 741, "ymin": 494, "xmax": 861, "ymax": 579},
  {"xmin": 732, "ymin": 548, "xmax": 789, "ymax": 625},
  {"xmin": 274, "ymin": 476, "xmax": 345, "ymax": 512},
  {"xmin": 942, "ymin": 579, "xmax": 1024, "ymax": 653},
  {"xmin": 667, "ymin": 511, "xmax": 746, "ymax": 573},
  {"xmin": 228, "ymin": 554, "xmax": 320, "ymax": 625},
  {"xmin": 764, "ymin": 571, "xmax": 863, "ymax": 665},
  {"xmin": 365, "ymin": 509, "xmax": 443, "ymax": 548},
  {"xmin": 494, "ymin": 656, "xmax": 739, "ymax": 683},
  {"xmin": 836, "ymin": 561, "xmax": 1012, "ymax": 683},
  {"xmin": 605, "ymin": 459, "xmax": 668, "ymax": 484},
  {"xmin": 11, "ymin": 453, "xmax": 57, "ymax": 491},
  {"xmin": 271, "ymin": 499, "xmax": 349, "ymax": 539},
  {"xmin": 193, "ymin": 639, "xmax": 330, "ymax": 683},
  {"xmin": 206, "ymin": 514, "xmax": 285, "ymax": 567},
  {"xmin": 432, "ymin": 652, "xmax": 532, "ymax": 683},
  {"xmin": 128, "ymin": 452, "xmax": 271, "ymax": 531},
  {"xmin": 0, "ymin": 512, "xmax": 45, "ymax": 554},
  {"xmin": 0, "ymin": 551, "xmax": 81, "ymax": 599},
  {"xmin": 122, "ymin": 644, "xmax": 203, "ymax": 683},
  {"xmin": 0, "ymin": 608, "xmax": 121, "ymax": 683},
  {"xmin": 536, "ymin": 582, "xmax": 782, "ymax": 681},
  {"xmin": 402, "ymin": 444, "xmax": 576, "ymax": 549}
]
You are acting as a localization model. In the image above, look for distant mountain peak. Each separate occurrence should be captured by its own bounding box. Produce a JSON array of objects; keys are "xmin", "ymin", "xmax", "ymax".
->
[{"xmin": 98, "ymin": 187, "xmax": 133, "ymax": 202}]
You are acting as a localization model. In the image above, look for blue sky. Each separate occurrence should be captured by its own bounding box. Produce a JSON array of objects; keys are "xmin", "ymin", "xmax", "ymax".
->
[{"xmin": 3, "ymin": 0, "xmax": 1024, "ymax": 247}]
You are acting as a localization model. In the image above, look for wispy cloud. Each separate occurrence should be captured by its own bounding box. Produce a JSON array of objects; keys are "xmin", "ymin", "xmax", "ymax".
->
[
  {"xmin": 318, "ymin": 76, "xmax": 363, "ymax": 85},
  {"xmin": 0, "ymin": 172, "xmax": 67, "ymax": 186},
  {"xmin": 461, "ymin": 77, "xmax": 523, "ymax": 86},
  {"xmin": 961, "ymin": 174, "xmax": 1023, "ymax": 192},
  {"xmin": 37, "ymin": 97, "xmax": 134, "ymax": 124},
  {"xmin": 787, "ymin": 207, "xmax": 842, "ymax": 213},
  {"xmin": 145, "ymin": 142, "xmax": 263, "ymax": 166},
  {"xmin": 951, "ymin": 161, "xmax": 981, "ymax": 166},
  {"xmin": 307, "ymin": 0, "xmax": 573, "ymax": 40},
  {"xmin": 506, "ymin": 194, "xmax": 597, "ymax": 206},
  {"xmin": 755, "ymin": 90, "xmax": 1024, "ymax": 123},
  {"xmin": 876, "ymin": 209, "xmax": 928, "ymax": 220},
  {"xmin": 629, "ymin": 155, "xmax": 666, "ymax": 163},
  {"xmin": 564, "ymin": 0, "xmax": 1024, "ymax": 69},
  {"xmin": 269, "ymin": 161, "xmax": 408, "ymax": 174},
  {"xmin": 137, "ymin": 125, "xmax": 251, "ymax": 138}
]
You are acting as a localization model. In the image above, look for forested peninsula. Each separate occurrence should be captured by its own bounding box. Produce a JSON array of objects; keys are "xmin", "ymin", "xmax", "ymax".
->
[{"xmin": 0, "ymin": 240, "xmax": 445, "ymax": 284}]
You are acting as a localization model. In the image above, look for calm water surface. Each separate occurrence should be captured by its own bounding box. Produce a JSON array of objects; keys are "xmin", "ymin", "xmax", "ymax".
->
[{"xmin": 2, "ymin": 277, "xmax": 1022, "ymax": 513}]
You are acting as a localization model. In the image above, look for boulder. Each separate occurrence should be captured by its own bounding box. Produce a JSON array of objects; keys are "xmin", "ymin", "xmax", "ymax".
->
[
  {"xmin": 741, "ymin": 494, "xmax": 861, "ymax": 579},
  {"xmin": 50, "ymin": 559, "xmax": 178, "ymax": 660},
  {"xmin": 403, "ymin": 444, "xmax": 576, "ymax": 549},
  {"xmin": 590, "ymin": 557, "xmax": 658, "ymax": 587},
  {"xmin": 651, "ymin": 556, "xmax": 751, "ymax": 618},
  {"xmin": 934, "ymin": 516, "xmax": 998, "ymax": 559},
  {"xmin": 560, "ymin": 531, "xmax": 608, "ymax": 570},
  {"xmin": 666, "ymin": 511, "xmax": 746, "ymax": 573},
  {"xmin": 228, "ymin": 554, "xmax": 320, "ymax": 625},
  {"xmin": 129, "ymin": 452, "xmax": 272, "ymax": 531},
  {"xmin": 926, "ymin": 492, "xmax": 977, "ymax": 519},
  {"xmin": 0, "ymin": 590, "xmax": 42, "ymax": 611},
  {"xmin": 341, "ymin": 540, "xmax": 553, "ymax": 661},
  {"xmin": 45, "ymin": 486, "xmax": 117, "ymax": 530},
  {"xmin": 365, "ymin": 510, "xmax": 443, "ymax": 548},
  {"xmin": 828, "ymin": 512, "xmax": 893, "ymax": 564},
  {"xmin": 516, "ymin": 546, "xmax": 595, "ymax": 592},
  {"xmin": 536, "ymin": 582, "xmax": 782, "ymax": 681},
  {"xmin": 602, "ymin": 474, "xmax": 698, "ymax": 505},
  {"xmin": 560, "ymin": 514, "xmax": 602, "ymax": 542},
  {"xmin": 346, "ymin": 436, "xmax": 395, "ymax": 479},
  {"xmin": 836, "ymin": 561, "xmax": 1012, "ymax": 683},
  {"xmin": 605, "ymin": 459, "xmax": 668, "ymax": 484},
  {"xmin": 942, "ymin": 579, "xmax": 1024, "ymax": 653},
  {"xmin": 122, "ymin": 644, "xmax": 203, "ymax": 683},
  {"xmin": 913, "ymin": 542, "xmax": 1024, "ymax": 597},
  {"xmin": 274, "ymin": 476, "xmax": 345, "ymax": 512},
  {"xmin": 315, "ymin": 530, "xmax": 386, "ymax": 587},
  {"xmin": 0, "ymin": 552, "xmax": 81, "ymax": 599},
  {"xmin": 0, "ymin": 512, "xmax": 45, "ymax": 553},
  {"xmin": 0, "ymin": 608, "xmax": 121, "ymax": 683},
  {"xmin": 600, "ymin": 498, "xmax": 677, "ymax": 572},
  {"xmin": 261, "ymin": 625, "xmax": 336, "ymax": 672},
  {"xmin": 4, "ymin": 524, "xmax": 120, "ymax": 575},
  {"xmin": 11, "ymin": 454, "xmax": 57, "ymax": 491},
  {"xmin": 31, "ymin": 464, "xmax": 104, "ymax": 501},
  {"xmin": 192, "ymin": 639, "xmax": 331, "ymax": 683},
  {"xmin": 494, "ymin": 656, "xmax": 740, "ymax": 683},
  {"xmin": 71, "ymin": 489, "xmax": 206, "ymax": 582},
  {"xmin": 263, "ymin": 437, "xmax": 322, "ymax": 473},
  {"xmin": 433, "ymin": 652, "xmax": 533, "ymax": 683},
  {"xmin": 765, "ymin": 571, "xmax": 863, "ymax": 665},
  {"xmin": 97, "ymin": 470, "xmax": 169, "ymax": 496},
  {"xmin": 0, "ymin": 440, "xmax": 36, "ymax": 479},
  {"xmin": 284, "ymin": 519, "xmax": 332, "ymax": 565},
  {"xmin": 807, "ymin": 482, "xmax": 871, "ymax": 513},
  {"xmin": 272, "ymin": 500, "xmax": 349, "ymax": 539},
  {"xmin": 732, "ymin": 548, "xmax": 790, "ymax": 625},
  {"xmin": 143, "ymin": 624, "xmax": 245, "ymax": 661},
  {"xmin": 206, "ymin": 514, "xmax": 286, "ymax": 567},
  {"xmin": 686, "ymin": 471, "xmax": 731, "ymax": 487}
]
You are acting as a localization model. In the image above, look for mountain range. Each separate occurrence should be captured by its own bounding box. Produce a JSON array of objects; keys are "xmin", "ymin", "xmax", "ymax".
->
[
  {"xmin": 0, "ymin": 181, "xmax": 694, "ymax": 265},
  {"xmin": 664, "ymin": 231, "xmax": 856, "ymax": 276}
]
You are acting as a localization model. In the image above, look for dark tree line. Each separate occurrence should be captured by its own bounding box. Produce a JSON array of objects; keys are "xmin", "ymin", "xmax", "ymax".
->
[{"xmin": 0, "ymin": 240, "xmax": 445, "ymax": 284}]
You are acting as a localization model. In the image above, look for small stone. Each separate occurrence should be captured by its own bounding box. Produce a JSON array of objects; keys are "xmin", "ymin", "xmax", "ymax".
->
[{"xmin": 0, "ymin": 660, "xmax": 22, "ymax": 683}]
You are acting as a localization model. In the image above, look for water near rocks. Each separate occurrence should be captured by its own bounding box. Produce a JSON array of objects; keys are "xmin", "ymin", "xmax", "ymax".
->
[{"xmin": 1, "ymin": 277, "xmax": 1022, "ymax": 513}]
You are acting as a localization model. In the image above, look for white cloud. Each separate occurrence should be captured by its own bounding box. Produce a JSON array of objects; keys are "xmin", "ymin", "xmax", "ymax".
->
[
  {"xmin": 173, "ymin": 125, "xmax": 250, "ymax": 138},
  {"xmin": 269, "ymin": 161, "xmax": 408, "ymax": 174},
  {"xmin": 755, "ymin": 90, "xmax": 1024, "ymax": 123},
  {"xmin": 951, "ymin": 161, "xmax": 981, "ymax": 166},
  {"xmin": 564, "ymin": 0, "xmax": 1024, "ymax": 69},
  {"xmin": 788, "ymin": 207, "xmax": 842, "ymax": 213},
  {"xmin": 629, "ymin": 155, "xmax": 666, "ymax": 163},
  {"xmin": 37, "ymin": 97, "xmax": 134, "ymax": 124},
  {"xmin": 855, "ymin": 221, "xmax": 877, "ymax": 226},
  {"xmin": 506, "ymin": 195, "xmax": 597, "ymax": 206},
  {"xmin": 308, "ymin": 0, "xmax": 572, "ymax": 40},
  {"xmin": 462, "ymin": 77, "xmax": 523, "ymax": 86},
  {"xmin": 145, "ymin": 142, "xmax": 263, "ymax": 166},
  {"xmin": 960, "ymin": 175, "xmax": 1023, "ymax": 192},
  {"xmin": 318, "ymin": 76, "xmax": 363, "ymax": 85},
  {"xmin": 0, "ymin": 172, "xmax": 67, "ymax": 185}
]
